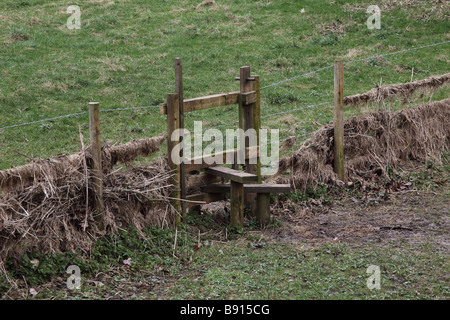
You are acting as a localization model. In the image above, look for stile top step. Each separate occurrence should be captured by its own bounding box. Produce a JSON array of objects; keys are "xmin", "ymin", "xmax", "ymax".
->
[
  {"xmin": 205, "ymin": 166, "xmax": 258, "ymax": 184},
  {"xmin": 201, "ymin": 183, "xmax": 291, "ymax": 194}
]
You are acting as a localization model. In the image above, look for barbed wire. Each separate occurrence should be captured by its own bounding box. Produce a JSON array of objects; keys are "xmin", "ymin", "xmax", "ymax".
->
[
  {"xmin": 0, "ymin": 111, "xmax": 89, "ymax": 130},
  {"xmin": 100, "ymin": 105, "xmax": 161, "ymax": 113},
  {"xmin": 344, "ymin": 40, "xmax": 450, "ymax": 65},
  {"xmin": 261, "ymin": 65, "xmax": 334, "ymax": 90},
  {"xmin": 260, "ymin": 39, "xmax": 450, "ymax": 90},
  {"xmin": 0, "ymin": 105, "xmax": 161, "ymax": 131},
  {"xmin": 189, "ymin": 100, "xmax": 332, "ymax": 134},
  {"xmin": 261, "ymin": 101, "xmax": 333, "ymax": 119},
  {"xmin": 260, "ymin": 130, "xmax": 316, "ymax": 147},
  {"xmin": 1, "ymin": 40, "xmax": 448, "ymax": 132}
]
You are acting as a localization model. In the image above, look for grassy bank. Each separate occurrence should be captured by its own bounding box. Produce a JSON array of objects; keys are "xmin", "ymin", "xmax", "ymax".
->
[{"xmin": 0, "ymin": 0, "xmax": 449, "ymax": 168}]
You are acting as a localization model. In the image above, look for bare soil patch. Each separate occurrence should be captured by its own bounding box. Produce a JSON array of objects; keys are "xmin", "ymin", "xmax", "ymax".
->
[{"xmin": 270, "ymin": 186, "xmax": 449, "ymax": 250}]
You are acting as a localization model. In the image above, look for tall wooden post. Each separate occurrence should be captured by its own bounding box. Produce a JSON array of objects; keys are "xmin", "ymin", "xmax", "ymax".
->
[
  {"xmin": 175, "ymin": 58, "xmax": 186, "ymax": 221},
  {"xmin": 333, "ymin": 60, "xmax": 345, "ymax": 181},
  {"xmin": 239, "ymin": 66, "xmax": 259, "ymax": 214},
  {"xmin": 253, "ymin": 75, "xmax": 262, "ymax": 185},
  {"xmin": 167, "ymin": 93, "xmax": 182, "ymax": 226},
  {"xmin": 88, "ymin": 102, "xmax": 104, "ymax": 231}
]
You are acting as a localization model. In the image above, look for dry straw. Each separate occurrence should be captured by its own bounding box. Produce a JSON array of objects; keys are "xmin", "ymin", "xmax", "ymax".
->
[
  {"xmin": 0, "ymin": 136, "xmax": 172, "ymax": 261},
  {"xmin": 272, "ymin": 98, "xmax": 450, "ymax": 190},
  {"xmin": 343, "ymin": 72, "xmax": 450, "ymax": 106}
]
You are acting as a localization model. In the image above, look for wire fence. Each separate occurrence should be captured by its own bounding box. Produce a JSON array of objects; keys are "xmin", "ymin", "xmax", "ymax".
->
[{"xmin": 1, "ymin": 39, "xmax": 448, "ymax": 138}]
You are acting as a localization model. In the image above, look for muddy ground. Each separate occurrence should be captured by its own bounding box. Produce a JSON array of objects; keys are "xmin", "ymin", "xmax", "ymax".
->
[{"xmin": 271, "ymin": 189, "xmax": 449, "ymax": 249}]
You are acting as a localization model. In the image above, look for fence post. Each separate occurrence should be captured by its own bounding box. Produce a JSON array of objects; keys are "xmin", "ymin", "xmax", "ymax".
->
[
  {"xmin": 333, "ymin": 60, "xmax": 345, "ymax": 181},
  {"xmin": 88, "ymin": 102, "xmax": 104, "ymax": 231},
  {"xmin": 253, "ymin": 74, "xmax": 262, "ymax": 185},
  {"xmin": 166, "ymin": 93, "xmax": 182, "ymax": 226},
  {"xmin": 174, "ymin": 58, "xmax": 187, "ymax": 221},
  {"xmin": 239, "ymin": 66, "xmax": 259, "ymax": 214}
]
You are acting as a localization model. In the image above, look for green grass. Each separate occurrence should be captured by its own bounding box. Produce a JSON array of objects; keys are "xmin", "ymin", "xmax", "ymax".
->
[
  {"xmin": 0, "ymin": 0, "xmax": 449, "ymax": 301},
  {"xmin": 161, "ymin": 241, "xmax": 449, "ymax": 300},
  {"xmin": 0, "ymin": 0, "xmax": 449, "ymax": 169},
  {"xmin": 2, "ymin": 223, "xmax": 448, "ymax": 300}
]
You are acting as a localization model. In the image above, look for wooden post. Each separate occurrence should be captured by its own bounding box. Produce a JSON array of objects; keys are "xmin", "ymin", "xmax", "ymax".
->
[
  {"xmin": 253, "ymin": 75, "xmax": 262, "ymax": 184},
  {"xmin": 88, "ymin": 102, "xmax": 104, "ymax": 231},
  {"xmin": 256, "ymin": 193, "xmax": 270, "ymax": 227},
  {"xmin": 239, "ymin": 66, "xmax": 258, "ymax": 214},
  {"xmin": 333, "ymin": 60, "xmax": 345, "ymax": 181},
  {"xmin": 175, "ymin": 58, "xmax": 187, "ymax": 221},
  {"xmin": 167, "ymin": 93, "xmax": 182, "ymax": 226},
  {"xmin": 230, "ymin": 181, "xmax": 244, "ymax": 227}
]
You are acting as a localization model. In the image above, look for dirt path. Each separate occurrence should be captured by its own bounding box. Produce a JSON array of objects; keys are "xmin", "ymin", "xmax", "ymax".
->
[{"xmin": 270, "ymin": 188, "xmax": 449, "ymax": 250}]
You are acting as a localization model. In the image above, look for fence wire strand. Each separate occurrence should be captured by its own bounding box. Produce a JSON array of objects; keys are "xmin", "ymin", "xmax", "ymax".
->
[
  {"xmin": 1, "ymin": 39, "xmax": 448, "ymax": 132},
  {"xmin": 260, "ymin": 40, "xmax": 450, "ymax": 90},
  {"xmin": 0, "ymin": 105, "xmax": 160, "ymax": 131}
]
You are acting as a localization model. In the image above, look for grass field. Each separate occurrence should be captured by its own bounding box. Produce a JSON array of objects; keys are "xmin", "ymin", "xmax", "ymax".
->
[
  {"xmin": 0, "ymin": 0, "xmax": 449, "ymax": 301},
  {"xmin": 0, "ymin": 0, "xmax": 449, "ymax": 169}
]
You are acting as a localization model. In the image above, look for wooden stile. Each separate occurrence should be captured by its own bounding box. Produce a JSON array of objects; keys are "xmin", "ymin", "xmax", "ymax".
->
[{"xmin": 162, "ymin": 63, "xmax": 287, "ymax": 228}]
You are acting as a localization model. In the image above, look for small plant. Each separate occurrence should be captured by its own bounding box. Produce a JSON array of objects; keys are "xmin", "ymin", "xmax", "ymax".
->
[
  {"xmin": 10, "ymin": 28, "xmax": 29, "ymax": 41},
  {"xmin": 312, "ymin": 33, "xmax": 338, "ymax": 46}
]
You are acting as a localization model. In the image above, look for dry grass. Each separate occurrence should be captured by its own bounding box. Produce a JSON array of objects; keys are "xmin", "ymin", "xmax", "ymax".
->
[
  {"xmin": 272, "ymin": 98, "xmax": 450, "ymax": 190},
  {"xmin": 344, "ymin": 73, "xmax": 450, "ymax": 107},
  {"xmin": 0, "ymin": 136, "xmax": 172, "ymax": 262}
]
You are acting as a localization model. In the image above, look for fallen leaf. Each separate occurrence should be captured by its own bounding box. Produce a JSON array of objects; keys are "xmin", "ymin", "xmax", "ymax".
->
[
  {"xmin": 30, "ymin": 259, "xmax": 39, "ymax": 268},
  {"xmin": 29, "ymin": 288, "xmax": 38, "ymax": 296},
  {"xmin": 92, "ymin": 280, "xmax": 104, "ymax": 287},
  {"xmin": 123, "ymin": 258, "xmax": 133, "ymax": 265}
]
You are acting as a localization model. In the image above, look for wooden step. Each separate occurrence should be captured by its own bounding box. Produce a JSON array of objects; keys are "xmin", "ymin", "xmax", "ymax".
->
[
  {"xmin": 201, "ymin": 183, "xmax": 291, "ymax": 194},
  {"xmin": 205, "ymin": 166, "xmax": 258, "ymax": 184}
]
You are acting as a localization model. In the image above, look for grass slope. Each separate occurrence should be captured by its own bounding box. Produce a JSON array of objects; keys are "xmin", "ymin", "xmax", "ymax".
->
[{"xmin": 0, "ymin": 0, "xmax": 449, "ymax": 168}]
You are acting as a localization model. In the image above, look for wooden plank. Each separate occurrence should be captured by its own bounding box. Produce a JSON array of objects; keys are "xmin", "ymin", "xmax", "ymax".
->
[
  {"xmin": 167, "ymin": 93, "xmax": 182, "ymax": 225},
  {"xmin": 88, "ymin": 102, "xmax": 104, "ymax": 231},
  {"xmin": 201, "ymin": 184, "xmax": 291, "ymax": 194},
  {"xmin": 240, "ymin": 91, "xmax": 257, "ymax": 105},
  {"xmin": 230, "ymin": 181, "xmax": 244, "ymax": 227},
  {"xmin": 185, "ymin": 146, "xmax": 259, "ymax": 172},
  {"xmin": 333, "ymin": 60, "xmax": 345, "ymax": 181},
  {"xmin": 159, "ymin": 91, "xmax": 256, "ymax": 114},
  {"xmin": 206, "ymin": 166, "xmax": 258, "ymax": 184},
  {"xmin": 185, "ymin": 193, "xmax": 227, "ymax": 209},
  {"xmin": 184, "ymin": 91, "xmax": 240, "ymax": 112},
  {"xmin": 256, "ymin": 193, "xmax": 270, "ymax": 226}
]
